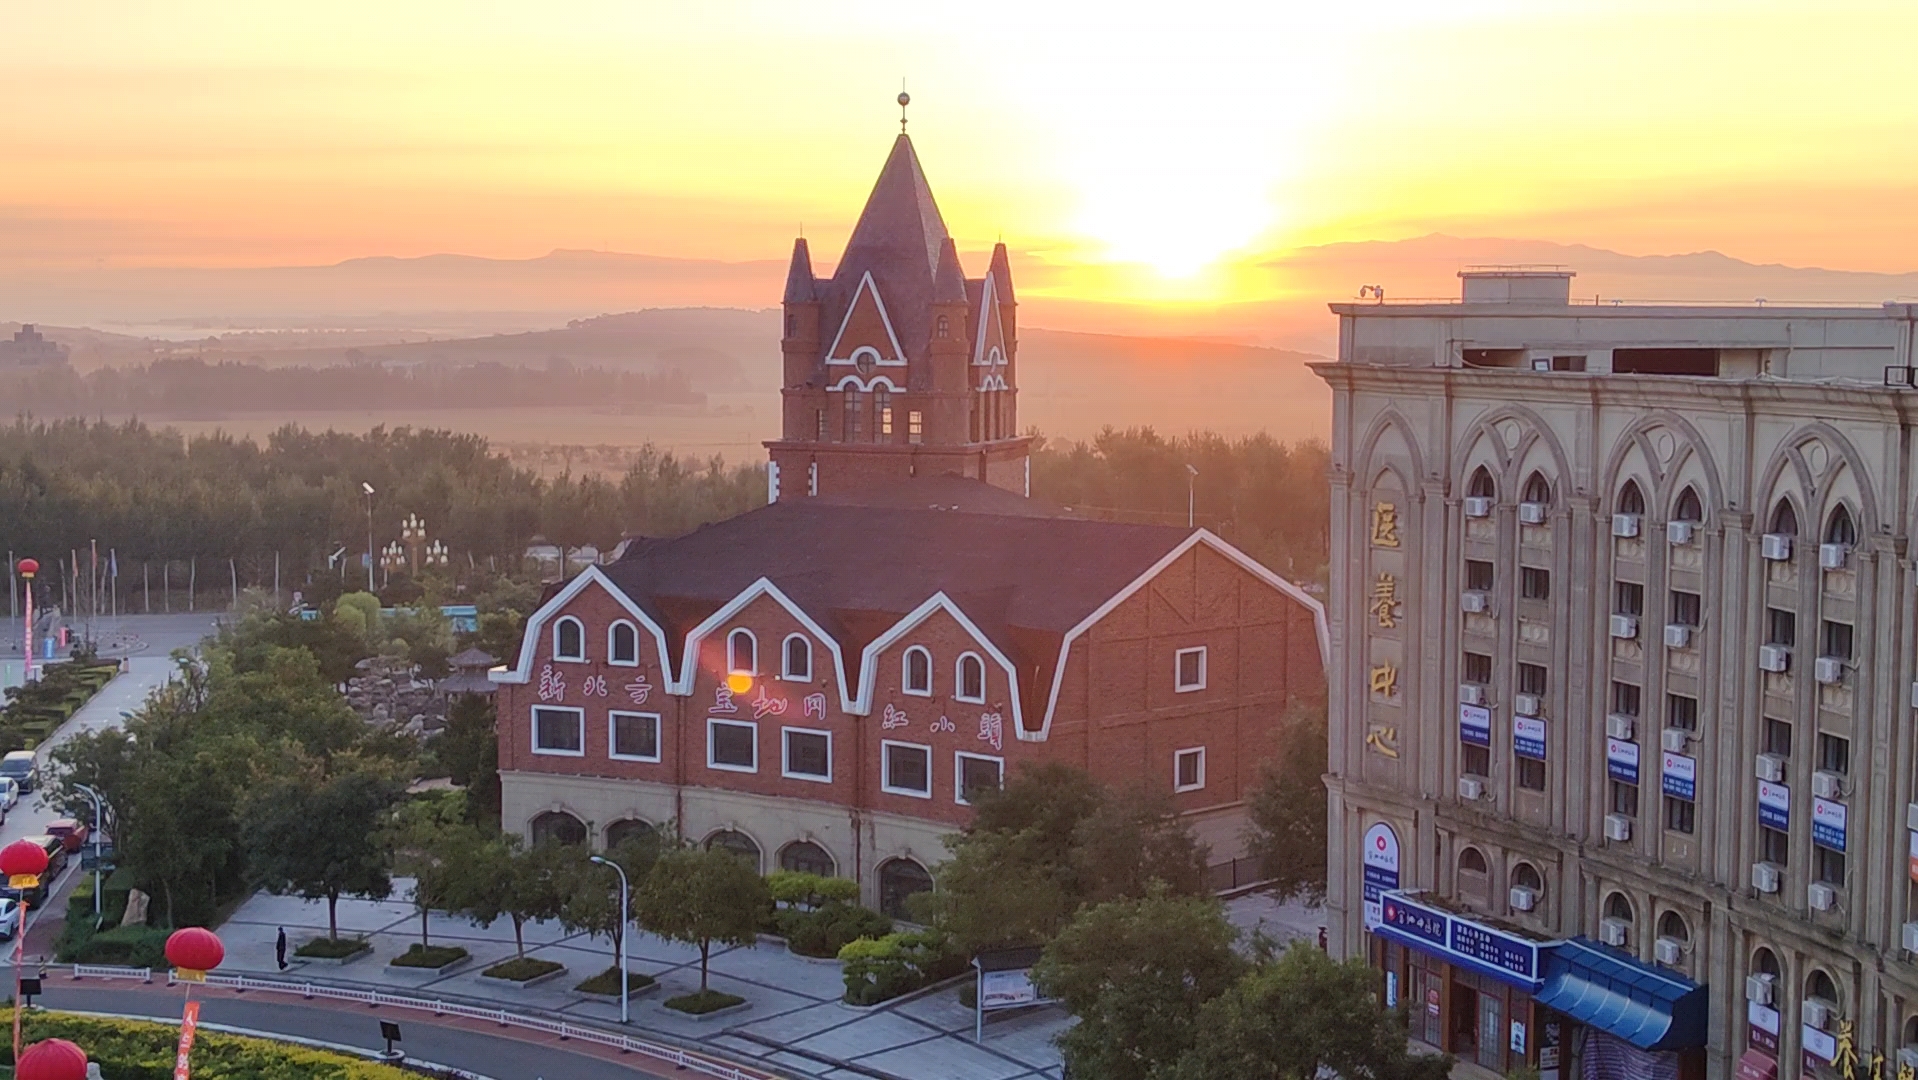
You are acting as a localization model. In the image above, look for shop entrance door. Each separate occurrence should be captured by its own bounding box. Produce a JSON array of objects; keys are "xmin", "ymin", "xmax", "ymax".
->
[
  {"xmin": 1450, "ymin": 980, "xmax": 1479, "ymax": 1057},
  {"xmin": 1420, "ymin": 970, "xmax": 1444, "ymax": 1047}
]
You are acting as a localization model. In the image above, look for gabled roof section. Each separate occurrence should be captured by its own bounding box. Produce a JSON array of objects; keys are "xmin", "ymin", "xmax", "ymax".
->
[
  {"xmin": 491, "ymin": 565, "xmax": 673, "ymax": 685},
  {"xmin": 675, "ymin": 576, "xmax": 854, "ymax": 712},
  {"xmin": 972, "ymin": 280, "xmax": 1006, "ymax": 365},
  {"xmin": 826, "ymin": 271, "xmax": 908, "ymax": 365},
  {"xmin": 855, "ymin": 592, "xmax": 1025, "ymax": 730},
  {"xmin": 841, "ymin": 134, "xmax": 948, "ymax": 282},
  {"xmin": 988, "ymin": 242, "xmax": 1015, "ymax": 303}
]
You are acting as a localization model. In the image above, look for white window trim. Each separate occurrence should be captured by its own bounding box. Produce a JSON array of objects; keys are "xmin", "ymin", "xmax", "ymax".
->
[
  {"xmin": 552, "ymin": 616, "xmax": 587, "ymax": 663},
  {"xmin": 1174, "ymin": 746, "xmax": 1206, "ymax": 792},
  {"xmin": 707, "ymin": 718, "xmax": 759, "ymax": 773},
  {"xmin": 781, "ymin": 633, "xmax": 813, "ymax": 682},
  {"xmin": 881, "ymin": 739, "xmax": 933, "ymax": 799},
  {"xmin": 954, "ymin": 750, "xmax": 1005, "ymax": 806},
  {"xmin": 955, "ymin": 652, "xmax": 987, "ymax": 704},
  {"xmin": 607, "ymin": 620, "xmax": 641, "ymax": 667},
  {"xmin": 531, "ymin": 705, "xmax": 586, "ymax": 757},
  {"xmin": 781, "ymin": 726, "xmax": 834, "ymax": 783},
  {"xmin": 727, "ymin": 628, "xmax": 758, "ymax": 676},
  {"xmin": 607, "ymin": 710, "xmax": 661, "ymax": 763},
  {"xmin": 902, "ymin": 645, "xmax": 934, "ymax": 696},
  {"xmin": 1174, "ymin": 646, "xmax": 1208, "ymax": 693}
]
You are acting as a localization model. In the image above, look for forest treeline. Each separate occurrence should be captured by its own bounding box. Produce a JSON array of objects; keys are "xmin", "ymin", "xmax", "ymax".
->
[{"xmin": 0, "ymin": 358, "xmax": 703, "ymax": 416}]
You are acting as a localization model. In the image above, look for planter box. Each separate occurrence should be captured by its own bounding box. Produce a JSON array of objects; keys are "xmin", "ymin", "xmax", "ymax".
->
[
  {"xmin": 571, "ymin": 980, "xmax": 661, "ymax": 1005},
  {"xmin": 382, "ymin": 954, "xmax": 469, "ymax": 980},
  {"xmin": 655, "ymin": 997, "xmax": 751, "ymax": 1023},
  {"xmin": 296, "ymin": 945, "xmax": 372, "ymax": 967},
  {"xmin": 479, "ymin": 963, "xmax": 568, "ymax": 990}
]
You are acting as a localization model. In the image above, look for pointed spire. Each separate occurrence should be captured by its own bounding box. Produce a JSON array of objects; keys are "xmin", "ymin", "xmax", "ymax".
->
[
  {"xmin": 840, "ymin": 134, "xmax": 949, "ymax": 281},
  {"xmin": 783, "ymin": 238, "xmax": 816, "ymax": 303},
  {"xmin": 933, "ymin": 238, "xmax": 967, "ymax": 304},
  {"xmin": 988, "ymin": 242, "xmax": 1015, "ymax": 303}
]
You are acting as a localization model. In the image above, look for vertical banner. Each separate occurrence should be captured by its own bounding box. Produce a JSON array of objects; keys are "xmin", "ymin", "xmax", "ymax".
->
[
  {"xmin": 174, "ymin": 1000, "xmax": 201, "ymax": 1080},
  {"xmin": 1513, "ymin": 716, "xmax": 1547, "ymax": 760},
  {"xmin": 1459, "ymin": 703, "xmax": 1492, "ymax": 747},
  {"xmin": 1757, "ymin": 781, "xmax": 1791, "ymax": 831},
  {"xmin": 1606, "ymin": 739, "xmax": 1640, "ymax": 784},
  {"xmin": 1361, "ymin": 822, "xmax": 1401, "ymax": 929}
]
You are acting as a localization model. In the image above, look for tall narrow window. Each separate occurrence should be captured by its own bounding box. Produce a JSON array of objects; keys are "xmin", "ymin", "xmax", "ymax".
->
[
  {"xmin": 553, "ymin": 617, "xmax": 585, "ymax": 662},
  {"xmin": 727, "ymin": 629, "xmax": 757, "ymax": 676},
  {"xmin": 903, "ymin": 646, "xmax": 933, "ymax": 696},
  {"xmin": 1826, "ymin": 506, "xmax": 1857, "ymax": 547},
  {"xmin": 1770, "ymin": 499, "xmax": 1799, "ymax": 537},
  {"xmin": 815, "ymin": 408, "xmax": 827, "ymax": 442},
  {"xmin": 875, "ymin": 388, "xmax": 893, "ymax": 439},
  {"xmin": 957, "ymin": 654, "xmax": 986, "ymax": 703},
  {"xmin": 1767, "ymin": 608, "xmax": 1796, "ymax": 647},
  {"xmin": 1666, "ymin": 693, "xmax": 1698, "ymax": 731},
  {"xmin": 843, "ymin": 390, "xmax": 863, "ymax": 442},
  {"xmin": 1618, "ymin": 481, "xmax": 1646, "ymax": 516},
  {"xmin": 907, "ymin": 410, "xmax": 924, "ymax": 445},
  {"xmin": 936, "ymin": 314, "xmax": 950, "ymax": 338},
  {"xmin": 1671, "ymin": 590, "xmax": 1702, "ymax": 627},
  {"xmin": 782, "ymin": 634, "xmax": 812, "ymax": 681},
  {"xmin": 1674, "ymin": 487, "xmax": 1703, "ymax": 523},
  {"xmin": 1615, "ymin": 581, "xmax": 1644, "ymax": 617}
]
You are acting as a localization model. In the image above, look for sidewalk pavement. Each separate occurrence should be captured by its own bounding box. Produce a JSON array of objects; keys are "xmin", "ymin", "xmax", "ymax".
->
[{"xmin": 215, "ymin": 886, "xmax": 1325, "ymax": 1080}]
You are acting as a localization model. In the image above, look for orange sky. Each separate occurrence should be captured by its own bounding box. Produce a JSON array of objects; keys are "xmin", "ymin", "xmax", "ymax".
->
[{"xmin": 7, "ymin": 1, "xmax": 1918, "ymax": 306}]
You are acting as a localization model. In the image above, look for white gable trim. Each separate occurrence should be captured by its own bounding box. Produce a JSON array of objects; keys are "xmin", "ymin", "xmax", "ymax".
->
[
  {"xmin": 675, "ymin": 577, "xmax": 854, "ymax": 712},
  {"xmin": 491, "ymin": 565, "xmax": 674, "ymax": 686},
  {"xmin": 829, "ymin": 374, "xmax": 903, "ymax": 393},
  {"xmin": 854, "ymin": 592, "xmax": 1024, "ymax": 732},
  {"xmin": 826, "ymin": 271, "xmax": 909, "ymax": 366},
  {"xmin": 1032, "ymin": 530, "xmax": 1329, "ymax": 740},
  {"xmin": 970, "ymin": 277, "xmax": 999, "ymax": 366}
]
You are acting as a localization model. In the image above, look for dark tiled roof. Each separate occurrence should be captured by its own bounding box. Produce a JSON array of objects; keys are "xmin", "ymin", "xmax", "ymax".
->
[
  {"xmin": 449, "ymin": 647, "xmax": 497, "ymax": 669},
  {"xmin": 782, "ymin": 238, "xmax": 815, "ymax": 303},
  {"xmin": 818, "ymin": 134, "xmax": 949, "ymax": 368}
]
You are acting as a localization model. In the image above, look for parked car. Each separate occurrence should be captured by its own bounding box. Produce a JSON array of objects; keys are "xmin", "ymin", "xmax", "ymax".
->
[
  {"xmin": 45, "ymin": 819, "xmax": 89, "ymax": 853},
  {"xmin": 0, "ymin": 898, "xmax": 19, "ymax": 940},
  {"xmin": 0, "ymin": 751, "xmax": 35, "ymax": 795},
  {"xmin": 0, "ymin": 777, "xmax": 20, "ymax": 809}
]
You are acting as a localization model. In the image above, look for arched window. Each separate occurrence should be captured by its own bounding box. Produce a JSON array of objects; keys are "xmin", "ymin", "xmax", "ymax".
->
[
  {"xmin": 1512, "ymin": 862, "xmax": 1543, "ymax": 897},
  {"xmin": 604, "ymin": 819, "xmax": 656, "ymax": 853},
  {"xmin": 1826, "ymin": 505, "xmax": 1857, "ymax": 547},
  {"xmin": 530, "ymin": 811, "xmax": 586, "ymax": 847},
  {"xmin": 1903, "ymin": 1013, "xmax": 1918, "ymax": 1050},
  {"xmin": 1807, "ymin": 970, "xmax": 1839, "ymax": 1011},
  {"xmin": 1770, "ymin": 499, "xmax": 1799, "ymax": 536},
  {"xmin": 936, "ymin": 315, "xmax": 950, "ymax": 339},
  {"xmin": 878, "ymin": 858, "xmax": 933, "ymax": 920},
  {"xmin": 783, "ymin": 634, "xmax": 812, "ymax": 681},
  {"xmin": 778, "ymin": 840, "xmax": 836, "ymax": 877},
  {"xmin": 705, "ymin": 829, "xmax": 762, "ymax": 872},
  {"xmin": 727, "ymin": 629, "xmax": 757, "ymax": 676},
  {"xmin": 608, "ymin": 621, "xmax": 639, "ymax": 666},
  {"xmin": 1752, "ymin": 947, "xmax": 1781, "ymax": 982},
  {"xmin": 1657, "ymin": 910, "xmax": 1690, "ymax": 945},
  {"xmin": 903, "ymin": 646, "xmax": 933, "ymax": 696},
  {"xmin": 1521, "ymin": 472, "xmax": 1553, "ymax": 506},
  {"xmin": 1467, "ymin": 467, "xmax": 1496, "ymax": 499},
  {"xmin": 1458, "ymin": 847, "xmax": 1489, "ymax": 874},
  {"xmin": 1604, "ymin": 891, "xmax": 1634, "ymax": 923},
  {"xmin": 553, "ymin": 617, "xmax": 585, "ymax": 661},
  {"xmin": 956, "ymin": 653, "xmax": 986, "ymax": 703},
  {"xmin": 1618, "ymin": 480, "xmax": 1646, "ymax": 516},
  {"xmin": 1674, "ymin": 486, "xmax": 1703, "ymax": 522}
]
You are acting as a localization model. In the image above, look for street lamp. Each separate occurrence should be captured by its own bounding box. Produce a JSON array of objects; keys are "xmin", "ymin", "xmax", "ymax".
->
[
  {"xmin": 424, "ymin": 539, "xmax": 449, "ymax": 568},
  {"xmin": 380, "ymin": 542, "xmax": 406, "ymax": 589},
  {"xmin": 401, "ymin": 513, "xmax": 427, "ymax": 568},
  {"xmin": 361, "ymin": 483, "xmax": 376, "ymax": 592},
  {"xmin": 71, "ymin": 784, "xmax": 110, "ymax": 922},
  {"xmin": 1186, "ymin": 464, "xmax": 1199, "ymax": 529},
  {"xmin": 589, "ymin": 855, "xmax": 631, "ymax": 1024}
]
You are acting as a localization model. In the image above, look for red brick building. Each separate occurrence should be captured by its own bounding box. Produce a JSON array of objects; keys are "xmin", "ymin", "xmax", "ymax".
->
[{"xmin": 493, "ymin": 130, "xmax": 1327, "ymax": 914}]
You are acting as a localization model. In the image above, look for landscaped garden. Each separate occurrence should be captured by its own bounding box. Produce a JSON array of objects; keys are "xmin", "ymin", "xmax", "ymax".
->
[
  {"xmin": 0, "ymin": 656, "xmax": 118, "ymax": 751},
  {"xmin": 4, "ymin": 1011, "xmax": 417, "ymax": 1078}
]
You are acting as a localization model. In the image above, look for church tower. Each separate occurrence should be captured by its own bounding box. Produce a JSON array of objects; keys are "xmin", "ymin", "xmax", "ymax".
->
[{"xmin": 765, "ymin": 118, "xmax": 1029, "ymax": 502}]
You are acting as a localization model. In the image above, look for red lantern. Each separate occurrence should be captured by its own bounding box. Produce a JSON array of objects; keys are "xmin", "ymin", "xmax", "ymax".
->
[
  {"xmin": 165, "ymin": 927, "xmax": 224, "ymax": 973},
  {"xmin": 0, "ymin": 840, "xmax": 48, "ymax": 879},
  {"xmin": 15, "ymin": 1038, "xmax": 88, "ymax": 1080},
  {"xmin": 14, "ymin": 559, "xmax": 36, "ymax": 580}
]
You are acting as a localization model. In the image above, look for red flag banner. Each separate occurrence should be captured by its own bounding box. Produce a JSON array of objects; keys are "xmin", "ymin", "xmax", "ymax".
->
[{"xmin": 174, "ymin": 1000, "xmax": 201, "ymax": 1080}]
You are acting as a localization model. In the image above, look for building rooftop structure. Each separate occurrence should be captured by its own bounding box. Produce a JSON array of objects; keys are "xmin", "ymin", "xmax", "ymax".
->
[{"xmin": 0, "ymin": 325, "xmax": 70, "ymax": 369}]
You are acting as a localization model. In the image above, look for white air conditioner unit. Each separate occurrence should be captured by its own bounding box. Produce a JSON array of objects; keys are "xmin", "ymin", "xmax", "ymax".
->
[
  {"xmin": 1458, "ymin": 775, "xmax": 1486, "ymax": 802},
  {"xmin": 1809, "ymin": 883, "xmax": 1837, "ymax": 912},
  {"xmin": 1603, "ymin": 813, "xmax": 1632, "ymax": 842},
  {"xmin": 1812, "ymin": 770, "xmax": 1846, "ymax": 800},
  {"xmin": 1667, "ymin": 520, "xmax": 1696, "ymax": 546},
  {"xmin": 1820, "ymin": 542, "xmax": 1850, "ymax": 570},
  {"xmin": 1612, "ymin": 513, "xmax": 1641, "ymax": 538},
  {"xmin": 1515, "ymin": 693, "xmax": 1542, "ymax": 718},
  {"xmin": 1606, "ymin": 714, "xmax": 1636, "ymax": 741},
  {"xmin": 1903, "ymin": 921, "xmax": 1918, "ymax": 954},
  {"xmin": 1745, "ymin": 973, "xmax": 1774, "ymax": 1005},
  {"xmin": 1463, "ymin": 496, "xmax": 1494, "ymax": 518},
  {"xmin": 1459, "ymin": 684, "xmax": 1486, "ymax": 706},
  {"xmin": 1758, "ymin": 644, "xmax": 1791, "ymax": 673},
  {"xmin": 1803, "ymin": 999, "xmax": 1833, "ymax": 1032},
  {"xmin": 1911, "ymin": 680, "xmax": 1918, "ymax": 709},
  {"xmin": 1761, "ymin": 533, "xmax": 1793, "ymax": 561},
  {"xmin": 1509, "ymin": 886, "xmax": 1538, "ymax": 913},
  {"xmin": 1518, "ymin": 502, "xmax": 1548, "ymax": 525},
  {"xmin": 1598, "ymin": 917, "xmax": 1629, "ymax": 947},
  {"xmin": 1662, "ymin": 728, "xmax": 1691, "ymax": 753},
  {"xmin": 1752, "ymin": 862, "xmax": 1782, "ymax": 894},
  {"xmin": 1815, "ymin": 656, "xmax": 1844, "ymax": 684},
  {"xmin": 1462, "ymin": 590, "xmax": 1490, "ymax": 614},
  {"xmin": 1610, "ymin": 614, "xmax": 1639, "ymax": 639},
  {"xmin": 1907, "ymin": 802, "xmax": 1918, "ymax": 832},
  {"xmin": 1664, "ymin": 623, "xmax": 1693, "ymax": 649},
  {"xmin": 1755, "ymin": 754, "xmax": 1786, "ymax": 783},
  {"xmin": 1654, "ymin": 937, "xmax": 1683, "ymax": 966}
]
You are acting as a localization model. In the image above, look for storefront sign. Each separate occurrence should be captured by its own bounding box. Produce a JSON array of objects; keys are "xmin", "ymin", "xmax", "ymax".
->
[
  {"xmin": 1801, "ymin": 1024, "xmax": 1837, "ymax": 1064},
  {"xmin": 1510, "ymin": 1019, "xmax": 1527, "ymax": 1054},
  {"xmin": 1747, "ymin": 1001, "xmax": 1780, "ymax": 1055},
  {"xmin": 1361, "ymin": 823, "xmax": 1401, "ymax": 930},
  {"xmin": 979, "ymin": 968, "xmax": 1052, "ymax": 1011},
  {"xmin": 1909, "ymin": 831, "xmax": 1918, "ymax": 883},
  {"xmin": 1540, "ymin": 1021, "xmax": 1562, "ymax": 1080},
  {"xmin": 1384, "ymin": 970, "xmax": 1398, "ymax": 1008},
  {"xmin": 1607, "ymin": 738, "xmax": 1640, "ymax": 784},
  {"xmin": 1513, "ymin": 716, "xmax": 1547, "ymax": 760},
  {"xmin": 1662, "ymin": 752, "xmax": 1696, "ymax": 800},
  {"xmin": 1757, "ymin": 780, "xmax": 1791, "ymax": 831},
  {"xmin": 1812, "ymin": 797, "xmax": 1847, "ymax": 853},
  {"xmin": 1379, "ymin": 891, "xmax": 1544, "ymax": 990},
  {"xmin": 1460, "ymin": 703, "xmax": 1491, "ymax": 747}
]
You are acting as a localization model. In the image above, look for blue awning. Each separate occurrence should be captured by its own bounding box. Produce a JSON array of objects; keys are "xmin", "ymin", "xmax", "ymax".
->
[{"xmin": 1534, "ymin": 938, "xmax": 1708, "ymax": 1051}]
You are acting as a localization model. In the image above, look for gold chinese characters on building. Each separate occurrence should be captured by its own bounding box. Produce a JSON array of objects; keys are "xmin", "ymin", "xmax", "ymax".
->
[
  {"xmin": 1371, "ymin": 502, "xmax": 1401, "ymax": 548},
  {"xmin": 1369, "ymin": 573, "xmax": 1401, "ymax": 629},
  {"xmin": 1365, "ymin": 724, "xmax": 1401, "ymax": 758},
  {"xmin": 1369, "ymin": 661, "xmax": 1398, "ymax": 699}
]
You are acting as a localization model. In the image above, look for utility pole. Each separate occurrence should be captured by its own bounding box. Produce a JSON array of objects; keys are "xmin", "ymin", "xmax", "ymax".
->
[{"xmin": 363, "ymin": 483, "xmax": 377, "ymax": 592}]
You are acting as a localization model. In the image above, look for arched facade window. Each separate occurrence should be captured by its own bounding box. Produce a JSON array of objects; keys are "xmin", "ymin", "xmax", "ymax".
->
[
  {"xmin": 530, "ymin": 811, "xmax": 587, "ymax": 847},
  {"xmin": 728, "ymin": 629, "xmax": 757, "ymax": 675},
  {"xmin": 1769, "ymin": 499, "xmax": 1799, "ymax": 536},
  {"xmin": 1807, "ymin": 970, "xmax": 1839, "ymax": 1011},
  {"xmin": 1657, "ymin": 910, "xmax": 1690, "ymax": 944},
  {"xmin": 778, "ymin": 840, "xmax": 836, "ymax": 877},
  {"xmin": 1903, "ymin": 1014, "xmax": 1918, "ymax": 1049},
  {"xmin": 1674, "ymin": 486, "xmax": 1704, "ymax": 522},
  {"xmin": 956, "ymin": 653, "xmax": 986, "ymax": 703},
  {"xmin": 553, "ymin": 617, "xmax": 585, "ymax": 661},
  {"xmin": 604, "ymin": 819, "xmax": 656, "ymax": 852},
  {"xmin": 783, "ymin": 634, "xmax": 813, "ymax": 681},
  {"xmin": 705, "ymin": 829, "xmax": 762, "ymax": 872},
  {"xmin": 1458, "ymin": 847, "xmax": 1489, "ymax": 874},
  {"xmin": 1467, "ymin": 467, "xmax": 1496, "ymax": 499},
  {"xmin": 1618, "ymin": 480, "xmax": 1646, "ymax": 516},
  {"xmin": 1604, "ymin": 891, "xmax": 1634, "ymax": 923},
  {"xmin": 1521, "ymin": 472, "xmax": 1553, "ymax": 506},
  {"xmin": 1753, "ymin": 948, "xmax": 1781, "ymax": 982},
  {"xmin": 608, "ymin": 621, "xmax": 639, "ymax": 665},
  {"xmin": 1826, "ymin": 505, "xmax": 1857, "ymax": 547},
  {"xmin": 936, "ymin": 315, "xmax": 950, "ymax": 339},
  {"xmin": 878, "ymin": 858, "xmax": 933, "ymax": 920},
  {"xmin": 1512, "ymin": 862, "xmax": 1543, "ymax": 897},
  {"xmin": 903, "ymin": 646, "xmax": 933, "ymax": 696}
]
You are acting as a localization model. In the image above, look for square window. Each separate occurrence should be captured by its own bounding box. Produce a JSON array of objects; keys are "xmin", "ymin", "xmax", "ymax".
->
[
  {"xmin": 1666, "ymin": 693, "xmax": 1698, "ymax": 732},
  {"xmin": 1817, "ymin": 733, "xmax": 1850, "ymax": 775},
  {"xmin": 1763, "ymin": 718, "xmax": 1793, "ymax": 758},
  {"xmin": 1517, "ymin": 663, "xmax": 1548, "ymax": 696},
  {"xmin": 1615, "ymin": 581, "xmax": 1644, "ymax": 617},
  {"xmin": 1516, "ymin": 757, "xmax": 1546, "ymax": 792},
  {"xmin": 1175, "ymin": 647, "xmax": 1207, "ymax": 692},
  {"xmin": 1664, "ymin": 796, "xmax": 1695, "ymax": 835},
  {"xmin": 1465, "ymin": 560, "xmax": 1494, "ymax": 591},
  {"xmin": 1611, "ymin": 681, "xmax": 1641, "ymax": 717},
  {"xmin": 532, "ymin": 706, "xmax": 584, "ymax": 756},
  {"xmin": 1815, "ymin": 846, "xmax": 1845, "ymax": 886},
  {"xmin": 882, "ymin": 741, "xmax": 932, "ymax": 798},
  {"xmin": 1760, "ymin": 826, "xmax": 1789, "ymax": 866},
  {"xmin": 1520, "ymin": 566, "xmax": 1550, "ymax": 601},
  {"xmin": 955, "ymin": 752, "xmax": 1004, "ymax": 805},
  {"xmin": 608, "ymin": 711, "xmax": 659, "ymax": 762},
  {"xmin": 1670, "ymin": 590, "xmax": 1702, "ymax": 627},
  {"xmin": 1610, "ymin": 781, "xmax": 1638, "ymax": 818},
  {"xmin": 1462, "ymin": 743, "xmax": 1491, "ymax": 778},
  {"xmin": 1174, "ymin": 747, "xmax": 1206, "ymax": 792},
  {"xmin": 908, "ymin": 409, "xmax": 924, "ymax": 445},
  {"xmin": 782, "ymin": 728, "xmax": 831, "ymax": 782},
  {"xmin": 1767, "ymin": 608, "xmax": 1796, "ymax": 647},
  {"xmin": 708, "ymin": 719, "xmax": 758, "ymax": 773},
  {"xmin": 1462, "ymin": 652, "xmax": 1493, "ymax": 684},
  {"xmin": 1821, "ymin": 620, "xmax": 1853, "ymax": 662}
]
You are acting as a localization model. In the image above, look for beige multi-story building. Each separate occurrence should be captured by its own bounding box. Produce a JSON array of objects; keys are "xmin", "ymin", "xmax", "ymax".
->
[{"xmin": 1318, "ymin": 268, "xmax": 1918, "ymax": 1080}]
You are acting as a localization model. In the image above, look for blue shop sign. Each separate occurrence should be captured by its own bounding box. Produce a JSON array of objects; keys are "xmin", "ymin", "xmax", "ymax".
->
[
  {"xmin": 1378, "ymin": 891, "xmax": 1545, "ymax": 991},
  {"xmin": 1513, "ymin": 716, "xmax": 1547, "ymax": 761},
  {"xmin": 1460, "ymin": 703, "xmax": 1492, "ymax": 748},
  {"xmin": 1758, "ymin": 780, "xmax": 1790, "ymax": 832},
  {"xmin": 1811, "ymin": 797, "xmax": 1846, "ymax": 853},
  {"xmin": 1661, "ymin": 753, "xmax": 1696, "ymax": 801},
  {"xmin": 1606, "ymin": 739, "xmax": 1640, "ymax": 785}
]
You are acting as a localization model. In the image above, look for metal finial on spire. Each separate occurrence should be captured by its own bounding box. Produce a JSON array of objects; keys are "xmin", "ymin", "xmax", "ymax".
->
[{"xmin": 898, "ymin": 82, "xmax": 910, "ymax": 133}]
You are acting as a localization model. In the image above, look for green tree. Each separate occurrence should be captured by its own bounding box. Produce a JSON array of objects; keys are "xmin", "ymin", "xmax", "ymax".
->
[
  {"xmin": 1246, "ymin": 699, "xmax": 1330, "ymax": 904},
  {"xmin": 388, "ymin": 792, "xmax": 484, "ymax": 948},
  {"xmin": 333, "ymin": 592, "xmax": 383, "ymax": 649},
  {"xmin": 1031, "ymin": 890, "xmax": 1246, "ymax": 1080},
  {"xmin": 446, "ymin": 836, "xmax": 570, "ymax": 958},
  {"xmin": 557, "ymin": 835, "xmax": 662, "ymax": 975},
  {"xmin": 470, "ymin": 611, "xmax": 526, "ymax": 667},
  {"xmin": 1166, "ymin": 944, "xmax": 1454, "ymax": 1080},
  {"xmin": 635, "ymin": 846, "xmax": 768, "ymax": 991},
  {"xmin": 245, "ymin": 766, "xmax": 404, "ymax": 940},
  {"xmin": 436, "ymin": 694, "xmax": 500, "ymax": 823}
]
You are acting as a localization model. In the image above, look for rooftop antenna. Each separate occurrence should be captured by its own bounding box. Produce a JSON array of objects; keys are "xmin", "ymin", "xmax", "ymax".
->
[{"xmin": 899, "ymin": 82, "xmax": 910, "ymax": 133}]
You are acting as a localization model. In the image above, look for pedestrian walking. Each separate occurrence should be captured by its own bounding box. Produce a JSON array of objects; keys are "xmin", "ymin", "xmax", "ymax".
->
[{"xmin": 275, "ymin": 926, "xmax": 288, "ymax": 970}]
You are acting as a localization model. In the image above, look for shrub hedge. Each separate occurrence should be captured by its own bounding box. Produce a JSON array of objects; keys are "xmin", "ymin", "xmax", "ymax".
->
[
  {"xmin": 481, "ymin": 957, "xmax": 562, "ymax": 982},
  {"xmin": 388, "ymin": 944, "xmax": 467, "ymax": 969},
  {"xmin": 663, "ymin": 989, "xmax": 744, "ymax": 1015},
  {"xmin": 7, "ymin": 1011, "xmax": 416, "ymax": 1078},
  {"xmin": 778, "ymin": 902, "xmax": 892, "ymax": 959},
  {"xmin": 837, "ymin": 930, "xmax": 967, "ymax": 1005},
  {"xmin": 293, "ymin": 937, "xmax": 370, "ymax": 959}
]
